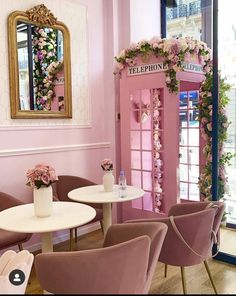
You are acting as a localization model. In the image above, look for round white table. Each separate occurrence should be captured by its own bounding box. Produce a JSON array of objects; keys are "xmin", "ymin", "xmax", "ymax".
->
[
  {"xmin": 0, "ymin": 201, "xmax": 96, "ymax": 253},
  {"xmin": 68, "ymin": 184, "xmax": 145, "ymax": 235}
]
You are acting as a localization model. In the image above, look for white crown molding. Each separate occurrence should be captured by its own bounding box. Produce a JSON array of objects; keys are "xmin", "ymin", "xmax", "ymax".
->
[
  {"xmin": 0, "ymin": 124, "xmax": 92, "ymax": 131},
  {"xmin": 0, "ymin": 142, "xmax": 111, "ymax": 157}
]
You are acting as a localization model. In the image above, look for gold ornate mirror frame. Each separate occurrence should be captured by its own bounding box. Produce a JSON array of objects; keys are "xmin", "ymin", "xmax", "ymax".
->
[{"xmin": 8, "ymin": 4, "xmax": 72, "ymax": 118}]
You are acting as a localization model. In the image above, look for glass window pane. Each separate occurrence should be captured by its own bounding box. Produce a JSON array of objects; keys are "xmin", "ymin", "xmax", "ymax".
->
[
  {"xmin": 130, "ymin": 131, "xmax": 140, "ymax": 150},
  {"xmin": 189, "ymin": 183, "xmax": 200, "ymax": 201},
  {"xmin": 188, "ymin": 129, "xmax": 199, "ymax": 146},
  {"xmin": 179, "ymin": 128, "xmax": 188, "ymax": 145},
  {"xmin": 189, "ymin": 147, "xmax": 199, "ymax": 165},
  {"xmin": 143, "ymin": 171, "xmax": 152, "ymax": 191},
  {"xmin": 143, "ymin": 192, "xmax": 153, "ymax": 211},
  {"xmin": 189, "ymin": 114, "xmax": 199, "ymax": 127},
  {"xmin": 179, "ymin": 147, "xmax": 188, "ymax": 163},
  {"xmin": 141, "ymin": 111, "xmax": 151, "ymax": 129},
  {"xmin": 142, "ymin": 151, "xmax": 152, "ymax": 171},
  {"xmin": 132, "ymin": 197, "xmax": 142, "ymax": 210},
  {"xmin": 180, "ymin": 182, "xmax": 188, "ymax": 199},
  {"xmin": 179, "ymin": 111, "xmax": 188, "ymax": 127},
  {"xmin": 179, "ymin": 92, "xmax": 188, "ymax": 109},
  {"xmin": 131, "ymin": 151, "xmax": 141, "ymax": 170},
  {"xmin": 131, "ymin": 170, "xmax": 142, "ymax": 188},
  {"xmin": 189, "ymin": 165, "xmax": 199, "ymax": 183},
  {"xmin": 189, "ymin": 91, "xmax": 198, "ymax": 108},
  {"xmin": 142, "ymin": 131, "xmax": 152, "ymax": 150},
  {"xmin": 166, "ymin": 0, "xmax": 202, "ymax": 41},
  {"xmin": 179, "ymin": 164, "xmax": 188, "ymax": 182},
  {"xmin": 219, "ymin": 0, "xmax": 236, "ymax": 232}
]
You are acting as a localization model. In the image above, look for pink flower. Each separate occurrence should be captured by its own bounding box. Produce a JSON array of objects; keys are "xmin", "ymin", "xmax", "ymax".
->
[
  {"xmin": 101, "ymin": 159, "xmax": 113, "ymax": 171},
  {"xmin": 26, "ymin": 163, "xmax": 58, "ymax": 189},
  {"xmin": 125, "ymin": 58, "xmax": 137, "ymax": 66}
]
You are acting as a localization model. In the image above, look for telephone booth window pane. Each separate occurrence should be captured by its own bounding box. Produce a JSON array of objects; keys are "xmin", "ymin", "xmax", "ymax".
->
[
  {"xmin": 189, "ymin": 148, "xmax": 199, "ymax": 165},
  {"xmin": 143, "ymin": 171, "xmax": 152, "ymax": 191},
  {"xmin": 179, "ymin": 147, "xmax": 188, "ymax": 163},
  {"xmin": 143, "ymin": 192, "xmax": 153, "ymax": 211},
  {"xmin": 131, "ymin": 131, "xmax": 140, "ymax": 150},
  {"xmin": 131, "ymin": 170, "xmax": 142, "ymax": 188},
  {"xmin": 179, "ymin": 164, "xmax": 188, "ymax": 182},
  {"xmin": 131, "ymin": 151, "xmax": 141, "ymax": 169},
  {"xmin": 189, "ymin": 129, "xmax": 199, "ymax": 146},
  {"xmin": 189, "ymin": 165, "xmax": 199, "ymax": 183},
  {"xmin": 189, "ymin": 183, "xmax": 200, "ymax": 201},
  {"xmin": 142, "ymin": 131, "xmax": 152, "ymax": 150},
  {"xmin": 142, "ymin": 151, "xmax": 152, "ymax": 171},
  {"xmin": 180, "ymin": 182, "xmax": 188, "ymax": 199}
]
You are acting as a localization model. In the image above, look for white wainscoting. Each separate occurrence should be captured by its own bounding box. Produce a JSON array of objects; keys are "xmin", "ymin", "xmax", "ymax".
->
[{"xmin": 0, "ymin": 142, "xmax": 111, "ymax": 157}]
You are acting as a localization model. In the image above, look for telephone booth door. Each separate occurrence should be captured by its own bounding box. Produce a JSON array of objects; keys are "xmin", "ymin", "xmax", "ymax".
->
[{"xmin": 118, "ymin": 60, "xmax": 205, "ymax": 221}]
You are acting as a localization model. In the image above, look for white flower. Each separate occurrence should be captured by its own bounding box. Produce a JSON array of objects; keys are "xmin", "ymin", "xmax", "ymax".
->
[{"xmin": 119, "ymin": 49, "xmax": 126, "ymax": 58}]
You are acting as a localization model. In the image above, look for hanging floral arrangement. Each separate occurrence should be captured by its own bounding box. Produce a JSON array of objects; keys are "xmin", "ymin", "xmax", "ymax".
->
[
  {"xmin": 198, "ymin": 73, "xmax": 234, "ymax": 201},
  {"xmin": 114, "ymin": 36, "xmax": 234, "ymax": 209},
  {"xmin": 32, "ymin": 27, "xmax": 57, "ymax": 110},
  {"xmin": 152, "ymin": 89, "xmax": 163, "ymax": 212}
]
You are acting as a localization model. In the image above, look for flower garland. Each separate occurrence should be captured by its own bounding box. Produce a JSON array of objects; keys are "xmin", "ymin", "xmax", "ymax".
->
[
  {"xmin": 32, "ymin": 27, "xmax": 57, "ymax": 110},
  {"xmin": 114, "ymin": 36, "xmax": 233, "ymax": 205},
  {"xmin": 114, "ymin": 37, "xmax": 212, "ymax": 93},
  {"xmin": 198, "ymin": 73, "xmax": 234, "ymax": 201},
  {"xmin": 152, "ymin": 89, "xmax": 163, "ymax": 212}
]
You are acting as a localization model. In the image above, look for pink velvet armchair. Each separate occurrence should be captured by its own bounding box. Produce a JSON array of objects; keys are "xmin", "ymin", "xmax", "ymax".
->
[
  {"xmin": 52, "ymin": 175, "xmax": 103, "ymax": 250},
  {"xmin": 0, "ymin": 192, "xmax": 32, "ymax": 252},
  {"xmin": 35, "ymin": 222, "xmax": 168, "ymax": 294},
  {"xmin": 126, "ymin": 201, "xmax": 225, "ymax": 294}
]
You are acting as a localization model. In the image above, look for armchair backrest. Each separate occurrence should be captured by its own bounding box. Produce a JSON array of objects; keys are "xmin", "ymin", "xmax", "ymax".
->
[
  {"xmin": 35, "ymin": 222, "xmax": 167, "ymax": 294},
  {"xmin": 168, "ymin": 201, "xmax": 225, "ymax": 236},
  {"xmin": 159, "ymin": 208, "xmax": 215, "ymax": 266},
  {"xmin": 0, "ymin": 192, "xmax": 24, "ymax": 211},
  {"xmin": 0, "ymin": 192, "xmax": 32, "ymax": 251},
  {"xmin": 53, "ymin": 175, "xmax": 102, "ymax": 209},
  {"xmin": 35, "ymin": 236, "xmax": 150, "ymax": 294}
]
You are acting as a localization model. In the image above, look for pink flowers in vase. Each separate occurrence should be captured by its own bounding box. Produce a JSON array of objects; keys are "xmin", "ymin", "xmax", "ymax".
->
[
  {"xmin": 101, "ymin": 159, "xmax": 113, "ymax": 171},
  {"xmin": 26, "ymin": 163, "xmax": 58, "ymax": 189}
]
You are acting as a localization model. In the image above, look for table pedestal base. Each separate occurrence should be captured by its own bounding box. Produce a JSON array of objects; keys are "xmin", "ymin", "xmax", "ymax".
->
[
  {"xmin": 102, "ymin": 203, "xmax": 112, "ymax": 236},
  {"xmin": 41, "ymin": 232, "xmax": 53, "ymax": 253}
]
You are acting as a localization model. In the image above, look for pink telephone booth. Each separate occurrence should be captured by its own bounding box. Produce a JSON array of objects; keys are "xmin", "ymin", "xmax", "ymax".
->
[{"xmin": 118, "ymin": 54, "xmax": 205, "ymax": 221}]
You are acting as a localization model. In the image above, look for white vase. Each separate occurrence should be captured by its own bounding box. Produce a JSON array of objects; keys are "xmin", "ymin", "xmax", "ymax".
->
[
  {"xmin": 103, "ymin": 171, "xmax": 115, "ymax": 192},
  {"xmin": 33, "ymin": 185, "xmax": 53, "ymax": 218}
]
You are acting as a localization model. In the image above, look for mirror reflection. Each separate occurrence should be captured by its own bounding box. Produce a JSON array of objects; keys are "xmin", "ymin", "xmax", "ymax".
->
[{"xmin": 17, "ymin": 21, "xmax": 64, "ymax": 111}]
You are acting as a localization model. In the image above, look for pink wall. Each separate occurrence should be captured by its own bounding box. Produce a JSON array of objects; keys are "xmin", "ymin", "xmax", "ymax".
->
[{"xmin": 0, "ymin": 0, "xmax": 117, "ymax": 251}]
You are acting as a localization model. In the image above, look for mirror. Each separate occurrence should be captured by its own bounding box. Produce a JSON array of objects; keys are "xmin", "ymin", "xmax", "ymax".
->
[{"xmin": 8, "ymin": 4, "xmax": 72, "ymax": 118}]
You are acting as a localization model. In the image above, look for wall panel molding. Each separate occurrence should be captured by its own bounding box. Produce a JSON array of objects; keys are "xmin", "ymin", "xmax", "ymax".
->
[
  {"xmin": 0, "ymin": 142, "xmax": 111, "ymax": 157},
  {"xmin": 0, "ymin": 124, "xmax": 92, "ymax": 131}
]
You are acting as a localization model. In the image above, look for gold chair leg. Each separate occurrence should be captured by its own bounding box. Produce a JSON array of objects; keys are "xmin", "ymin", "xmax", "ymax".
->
[
  {"xmin": 18, "ymin": 243, "xmax": 23, "ymax": 251},
  {"xmin": 204, "ymin": 260, "xmax": 218, "ymax": 294},
  {"xmin": 180, "ymin": 266, "xmax": 187, "ymax": 294},
  {"xmin": 74, "ymin": 227, "xmax": 78, "ymax": 244},
  {"xmin": 69, "ymin": 229, "xmax": 73, "ymax": 251},
  {"xmin": 164, "ymin": 264, "xmax": 168, "ymax": 277},
  {"xmin": 100, "ymin": 220, "xmax": 104, "ymax": 234}
]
